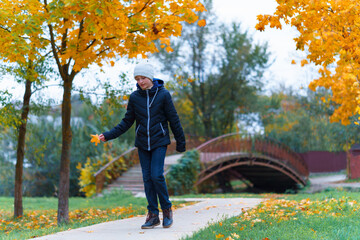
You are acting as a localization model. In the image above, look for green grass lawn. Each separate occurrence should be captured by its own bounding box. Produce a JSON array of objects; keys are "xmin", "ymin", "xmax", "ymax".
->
[
  {"xmin": 0, "ymin": 189, "xmax": 147, "ymax": 211},
  {"xmin": 0, "ymin": 189, "xmax": 189, "ymax": 240},
  {"xmin": 3, "ymin": 188, "xmax": 360, "ymax": 240},
  {"xmin": 183, "ymin": 189, "xmax": 360, "ymax": 240}
]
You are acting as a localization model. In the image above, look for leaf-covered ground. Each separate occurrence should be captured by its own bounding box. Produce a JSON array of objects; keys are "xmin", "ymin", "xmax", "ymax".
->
[
  {"xmin": 0, "ymin": 190, "xmax": 191, "ymax": 240},
  {"xmin": 185, "ymin": 190, "xmax": 360, "ymax": 240}
]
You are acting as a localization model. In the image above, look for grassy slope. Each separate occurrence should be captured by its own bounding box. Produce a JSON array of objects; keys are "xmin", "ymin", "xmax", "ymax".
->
[
  {"xmin": 0, "ymin": 189, "xmax": 190, "ymax": 240},
  {"xmin": 183, "ymin": 189, "xmax": 360, "ymax": 240}
]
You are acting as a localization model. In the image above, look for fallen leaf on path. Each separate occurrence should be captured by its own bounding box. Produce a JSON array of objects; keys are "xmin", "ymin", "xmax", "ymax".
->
[{"xmin": 204, "ymin": 206, "xmax": 217, "ymax": 210}]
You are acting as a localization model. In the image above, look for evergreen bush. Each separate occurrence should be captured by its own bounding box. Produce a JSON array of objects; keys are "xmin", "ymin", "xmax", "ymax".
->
[{"xmin": 166, "ymin": 149, "xmax": 201, "ymax": 196}]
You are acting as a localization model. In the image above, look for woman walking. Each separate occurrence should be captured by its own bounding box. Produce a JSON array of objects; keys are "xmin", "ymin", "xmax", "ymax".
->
[{"xmin": 99, "ymin": 63, "xmax": 186, "ymax": 229}]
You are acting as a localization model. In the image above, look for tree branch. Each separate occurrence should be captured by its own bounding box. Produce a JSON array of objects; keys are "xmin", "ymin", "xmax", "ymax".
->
[
  {"xmin": 60, "ymin": 19, "xmax": 68, "ymax": 54},
  {"xmin": 97, "ymin": 47, "xmax": 110, "ymax": 56},
  {"xmin": 76, "ymin": 19, "xmax": 84, "ymax": 52},
  {"xmin": 83, "ymin": 39, "xmax": 96, "ymax": 51},
  {"xmin": 31, "ymin": 84, "xmax": 62, "ymax": 95},
  {"xmin": 44, "ymin": 0, "xmax": 65, "ymax": 79},
  {"xmin": 128, "ymin": 0, "xmax": 153, "ymax": 18},
  {"xmin": 0, "ymin": 25, "xmax": 11, "ymax": 33}
]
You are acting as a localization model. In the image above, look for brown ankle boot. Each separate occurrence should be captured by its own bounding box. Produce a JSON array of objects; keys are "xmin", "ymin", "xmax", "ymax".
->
[
  {"xmin": 141, "ymin": 211, "xmax": 160, "ymax": 229},
  {"xmin": 162, "ymin": 208, "xmax": 173, "ymax": 228}
]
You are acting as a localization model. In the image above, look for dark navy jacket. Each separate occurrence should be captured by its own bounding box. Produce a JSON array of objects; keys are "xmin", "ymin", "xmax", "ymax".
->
[{"xmin": 102, "ymin": 79, "xmax": 186, "ymax": 152}]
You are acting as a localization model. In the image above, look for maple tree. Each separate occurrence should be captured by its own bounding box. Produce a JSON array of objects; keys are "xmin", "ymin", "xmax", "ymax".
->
[
  {"xmin": 4, "ymin": 63, "xmax": 52, "ymax": 219},
  {"xmin": 0, "ymin": 0, "xmax": 206, "ymax": 224},
  {"xmin": 256, "ymin": 0, "xmax": 360, "ymax": 125},
  {"xmin": 0, "ymin": 41, "xmax": 53, "ymax": 219}
]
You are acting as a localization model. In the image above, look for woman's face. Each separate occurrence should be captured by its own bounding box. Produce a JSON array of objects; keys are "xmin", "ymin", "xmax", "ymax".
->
[{"xmin": 135, "ymin": 76, "xmax": 153, "ymax": 90}]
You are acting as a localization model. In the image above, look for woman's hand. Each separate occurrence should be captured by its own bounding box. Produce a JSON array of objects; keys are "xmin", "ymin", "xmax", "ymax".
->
[{"xmin": 99, "ymin": 134, "xmax": 106, "ymax": 142}]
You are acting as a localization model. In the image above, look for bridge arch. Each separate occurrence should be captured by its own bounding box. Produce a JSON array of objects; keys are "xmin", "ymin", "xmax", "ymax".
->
[{"xmin": 195, "ymin": 133, "xmax": 309, "ymax": 192}]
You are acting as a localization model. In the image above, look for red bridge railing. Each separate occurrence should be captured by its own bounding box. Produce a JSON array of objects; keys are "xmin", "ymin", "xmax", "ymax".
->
[
  {"xmin": 94, "ymin": 133, "xmax": 309, "ymax": 194},
  {"xmin": 94, "ymin": 135, "xmax": 207, "ymax": 193},
  {"xmin": 196, "ymin": 133, "xmax": 309, "ymax": 186}
]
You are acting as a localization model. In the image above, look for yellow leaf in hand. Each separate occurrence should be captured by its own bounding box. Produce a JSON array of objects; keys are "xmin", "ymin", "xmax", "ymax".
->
[{"xmin": 90, "ymin": 134, "xmax": 100, "ymax": 146}]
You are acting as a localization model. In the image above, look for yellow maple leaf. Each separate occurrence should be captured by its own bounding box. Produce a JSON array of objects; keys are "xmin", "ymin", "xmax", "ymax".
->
[
  {"xmin": 90, "ymin": 134, "xmax": 100, "ymax": 146},
  {"xmin": 300, "ymin": 59, "xmax": 308, "ymax": 67},
  {"xmin": 166, "ymin": 46, "xmax": 174, "ymax": 53},
  {"xmin": 198, "ymin": 19, "xmax": 206, "ymax": 27}
]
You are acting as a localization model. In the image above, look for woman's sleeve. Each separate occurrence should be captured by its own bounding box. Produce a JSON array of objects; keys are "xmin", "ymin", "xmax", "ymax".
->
[
  {"xmin": 164, "ymin": 91, "xmax": 186, "ymax": 152},
  {"xmin": 102, "ymin": 96, "xmax": 135, "ymax": 141}
]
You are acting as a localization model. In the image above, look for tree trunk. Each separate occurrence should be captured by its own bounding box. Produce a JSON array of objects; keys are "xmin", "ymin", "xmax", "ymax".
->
[
  {"xmin": 57, "ymin": 77, "xmax": 73, "ymax": 224},
  {"xmin": 14, "ymin": 79, "xmax": 32, "ymax": 218},
  {"xmin": 203, "ymin": 116, "xmax": 213, "ymax": 138}
]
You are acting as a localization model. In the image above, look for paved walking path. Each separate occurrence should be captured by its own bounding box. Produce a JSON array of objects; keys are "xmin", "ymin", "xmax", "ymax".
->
[
  {"xmin": 33, "ymin": 197, "xmax": 263, "ymax": 240},
  {"xmin": 307, "ymin": 173, "xmax": 360, "ymax": 193}
]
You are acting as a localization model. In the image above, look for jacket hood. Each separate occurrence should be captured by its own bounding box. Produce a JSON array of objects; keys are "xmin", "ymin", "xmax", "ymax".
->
[{"xmin": 136, "ymin": 78, "xmax": 164, "ymax": 92}]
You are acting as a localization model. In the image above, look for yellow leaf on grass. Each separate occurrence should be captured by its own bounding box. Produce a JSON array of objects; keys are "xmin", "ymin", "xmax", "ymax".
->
[{"xmin": 90, "ymin": 134, "xmax": 100, "ymax": 146}]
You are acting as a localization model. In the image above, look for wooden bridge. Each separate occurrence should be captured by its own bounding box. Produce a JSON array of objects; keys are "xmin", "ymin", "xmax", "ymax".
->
[
  {"xmin": 94, "ymin": 133, "xmax": 309, "ymax": 194},
  {"xmin": 195, "ymin": 133, "xmax": 308, "ymax": 192}
]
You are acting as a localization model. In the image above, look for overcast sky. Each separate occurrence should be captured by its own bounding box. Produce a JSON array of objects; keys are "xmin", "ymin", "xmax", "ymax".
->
[
  {"xmin": 212, "ymin": 0, "xmax": 318, "ymax": 91},
  {"xmin": 88, "ymin": 0, "xmax": 318, "ymax": 93}
]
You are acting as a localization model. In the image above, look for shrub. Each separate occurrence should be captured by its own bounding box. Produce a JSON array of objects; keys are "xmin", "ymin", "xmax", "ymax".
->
[
  {"xmin": 166, "ymin": 149, "xmax": 201, "ymax": 196},
  {"xmin": 77, "ymin": 152, "xmax": 127, "ymax": 197}
]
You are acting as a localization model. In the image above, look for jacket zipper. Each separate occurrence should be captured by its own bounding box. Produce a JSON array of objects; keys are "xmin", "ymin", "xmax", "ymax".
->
[
  {"xmin": 146, "ymin": 90, "xmax": 150, "ymax": 151},
  {"xmin": 135, "ymin": 125, "xmax": 140, "ymax": 136},
  {"xmin": 160, "ymin": 123, "xmax": 166, "ymax": 136}
]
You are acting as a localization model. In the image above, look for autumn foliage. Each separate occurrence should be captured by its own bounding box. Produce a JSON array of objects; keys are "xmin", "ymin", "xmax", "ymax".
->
[
  {"xmin": 0, "ymin": 0, "xmax": 206, "ymax": 69},
  {"xmin": 256, "ymin": 0, "xmax": 360, "ymax": 125},
  {"xmin": 0, "ymin": 0, "xmax": 206, "ymax": 224}
]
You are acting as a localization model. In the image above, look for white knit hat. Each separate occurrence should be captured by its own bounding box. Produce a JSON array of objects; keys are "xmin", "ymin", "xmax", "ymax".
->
[{"xmin": 133, "ymin": 63, "xmax": 154, "ymax": 80}]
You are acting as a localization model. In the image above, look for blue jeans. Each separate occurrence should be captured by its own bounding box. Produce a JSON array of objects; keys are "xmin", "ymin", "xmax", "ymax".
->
[{"xmin": 138, "ymin": 146, "xmax": 172, "ymax": 215}]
